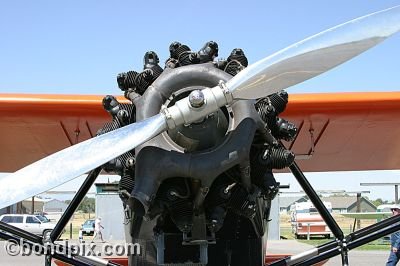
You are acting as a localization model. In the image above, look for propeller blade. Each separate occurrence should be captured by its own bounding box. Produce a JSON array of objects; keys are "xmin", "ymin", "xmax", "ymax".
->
[
  {"xmin": 227, "ymin": 5, "xmax": 400, "ymax": 100},
  {"xmin": 2, "ymin": 6, "xmax": 400, "ymax": 209},
  {"xmin": 0, "ymin": 114, "xmax": 166, "ymax": 209}
]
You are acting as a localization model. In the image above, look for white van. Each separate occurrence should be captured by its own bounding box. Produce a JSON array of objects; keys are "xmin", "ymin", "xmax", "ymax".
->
[{"xmin": 0, "ymin": 214, "xmax": 56, "ymax": 239}]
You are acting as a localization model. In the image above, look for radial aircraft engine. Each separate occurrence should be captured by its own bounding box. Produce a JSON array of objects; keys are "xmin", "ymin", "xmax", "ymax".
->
[{"xmin": 100, "ymin": 41, "xmax": 296, "ymax": 265}]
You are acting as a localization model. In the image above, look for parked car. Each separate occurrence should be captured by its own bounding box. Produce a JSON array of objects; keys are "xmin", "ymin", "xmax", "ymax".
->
[
  {"xmin": 35, "ymin": 214, "xmax": 50, "ymax": 223},
  {"xmin": 81, "ymin": 219, "xmax": 95, "ymax": 236},
  {"xmin": 0, "ymin": 214, "xmax": 56, "ymax": 239}
]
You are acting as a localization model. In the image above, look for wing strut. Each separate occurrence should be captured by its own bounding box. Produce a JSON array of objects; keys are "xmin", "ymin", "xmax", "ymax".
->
[
  {"xmin": 0, "ymin": 221, "xmax": 121, "ymax": 266},
  {"xmin": 284, "ymin": 157, "xmax": 349, "ymax": 265},
  {"xmin": 50, "ymin": 167, "xmax": 102, "ymax": 242},
  {"xmin": 270, "ymin": 214, "xmax": 400, "ymax": 266},
  {"xmin": 270, "ymin": 147, "xmax": 400, "ymax": 265},
  {"xmin": 0, "ymin": 166, "xmax": 122, "ymax": 266}
]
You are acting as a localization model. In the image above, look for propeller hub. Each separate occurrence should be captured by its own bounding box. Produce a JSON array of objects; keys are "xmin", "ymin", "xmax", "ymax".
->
[{"xmin": 188, "ymin": 90, "xmax": 205, "ymax": 108}]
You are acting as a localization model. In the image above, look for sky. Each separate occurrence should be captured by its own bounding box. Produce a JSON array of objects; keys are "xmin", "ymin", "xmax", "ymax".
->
[{"xmin": 1, "ymin": 1, "xmax": 400, "ymax": 201}]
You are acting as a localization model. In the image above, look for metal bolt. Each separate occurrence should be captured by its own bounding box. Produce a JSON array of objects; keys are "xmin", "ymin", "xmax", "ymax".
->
[
  {"xmin": 188, "ymin": 90, "xmax": 205, "ymax": 108},
  {"xmin": 127, "ymin": 158, "xmax": 135, "ymax": 168}
]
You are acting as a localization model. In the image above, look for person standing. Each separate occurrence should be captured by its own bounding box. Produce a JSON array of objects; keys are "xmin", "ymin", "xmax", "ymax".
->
[
  {"xmin": 91, "ymin": 217, "xmax": 105, "ymax": 243},
  {"xmin": 78, "ymin": 228, "xmax": 83, "ymax": 243},
  {"xmin": 386, "ymin": 205, "xmax": 400, "ymax": 266}
]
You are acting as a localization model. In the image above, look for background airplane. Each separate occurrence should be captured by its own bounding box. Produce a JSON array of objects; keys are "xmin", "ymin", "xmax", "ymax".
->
[{"xmin": 341, "ymin": 204, "xmax": 396, "ymax": 220}]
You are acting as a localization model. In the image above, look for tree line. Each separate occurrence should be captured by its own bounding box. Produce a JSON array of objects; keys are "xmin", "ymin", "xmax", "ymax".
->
[{"xmin": 64, "ymin": 196, "xmax": 95, "ymax": 213}]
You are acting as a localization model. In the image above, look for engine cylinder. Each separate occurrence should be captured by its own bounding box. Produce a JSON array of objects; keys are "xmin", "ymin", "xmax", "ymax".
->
[
  {"xmin": 269, "ymin": 91, "xmax": 288, "ymax": 114},
  {"xmin": 227, "ymin": 48, "xmax": 248, "ymax": 67}
]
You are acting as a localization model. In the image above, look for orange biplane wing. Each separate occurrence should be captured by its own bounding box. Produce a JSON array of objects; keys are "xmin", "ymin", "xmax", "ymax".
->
[{"xmin": 1, "ymin": 92, "xmax": 400, "ymax": 173}]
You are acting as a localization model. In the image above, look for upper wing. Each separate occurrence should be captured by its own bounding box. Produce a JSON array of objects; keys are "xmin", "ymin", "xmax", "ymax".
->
[
  {"xmin": 0, "ymin": 94, "xmax": 126, "ymax": 172},
  {"xmin": 341, "ymin": 212, "xmax": 392, "ymax": 220},
  {"xmin": 1, "ymin": 92, "xmax": 400, "ymax": 173},
  {"xmin": 282, "ymin": 91, "xmax": 400, "ymax": 172}
]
